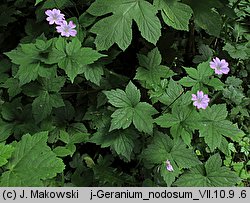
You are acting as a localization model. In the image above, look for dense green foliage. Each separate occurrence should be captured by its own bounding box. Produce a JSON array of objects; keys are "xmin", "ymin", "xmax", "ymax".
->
[{"xmin": 0, "ymin": 0, "xmax": 249, "ymax": 186}]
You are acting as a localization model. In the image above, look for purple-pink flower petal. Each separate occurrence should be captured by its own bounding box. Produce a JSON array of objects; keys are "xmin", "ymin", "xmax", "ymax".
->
[
  {"xmin": 192, "ymin": 90, "xmax": 210, "ymax": 109},
  {"xmin": 45, "ymin": 8, "xmax": 65, "ymax": 25},
  {"xmin": 191, "ymin": 94, "xmax": 197, "ymax": 101},
  {"xmin": 210, "ymin": 57, "xmax": 230, "ymax": 75},
  {"xmin": 56, "ymin": 20, "xmax": 77, "ymax": 37},
  {"xmin": 197, "ymin": 90, "xmax": 204, "ymax": 98},
  {"xmin": 166, "ymin": 160, "xmax": 174, "ymax": 172}
]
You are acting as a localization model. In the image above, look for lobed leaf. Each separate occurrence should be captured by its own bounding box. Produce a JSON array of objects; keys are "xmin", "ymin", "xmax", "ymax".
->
[
  {"xmin": 175, "ymin": 154, "xmax": 240, "ymax": 186},
  {"xmin": 88, "ymin": 0, "xmax": 161, "ymax": 50},
  {"xmin": 0, "ymin": 143, "xmax": 14, "ymax": 167},
  {"xmin": 0, "ymin": 132, "xmax": 65, "ymax": 186},
  {"xmin": 154, "ymin": 0, "xmax": 193, "ymax": 31}
]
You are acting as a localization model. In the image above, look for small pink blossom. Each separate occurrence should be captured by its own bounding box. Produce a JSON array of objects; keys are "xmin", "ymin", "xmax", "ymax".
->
[
  {"xmin": 166, "ymin": 160, "xmax": 174, "ymax": 172},
  {"xmin": 56, "ymin": 21, "xmax": 77, "ymax": 37},
  {"xmin": 210, "ymin": 57, "xmax": 230, "ymax": 75},
  {"xmin": 192, "ymin": 91, "xmax": 210, "ymax": 109},
  {"xmin": 45, "ymin": 9, "xmax": 65, "ymax": 25}
]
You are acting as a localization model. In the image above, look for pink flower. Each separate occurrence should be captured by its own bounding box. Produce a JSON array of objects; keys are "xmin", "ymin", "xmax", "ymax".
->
[
  {"xmin": 209, "ymin": 57, "xmax": 230, "ymax": 75},
  {"xmin": 45, "ymin": 9, "xmax": 65, "ymax": 25},
  {"xmin": 166, "ymin": 160, "xmax": 174, "ymax": 172},
  {"xmin": 192, "ymin": 91, "xmax": 210, "ymax": 109},
  {"xmin": 56, "ymin": 20, "xmax": 77, "ymax": 37}
]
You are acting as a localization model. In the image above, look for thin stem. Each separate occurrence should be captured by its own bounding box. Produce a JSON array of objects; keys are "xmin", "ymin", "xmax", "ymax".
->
[
  {"xmin": 212, "ymin": 0, "xmax": 242, "ymax": 49},
  {"xmin": 60, "ymin": 89, "xmax": 100, "ymax": 95},
  {"xmin": 232, "ymin": 0, "xmax": 242, "ymax": 10},
  {"xmin": 209, "ymin": 91, "xmax": 222, "ymax": 105},
  {"xmin": 65, "ymin": 7, "xmax": 75, "ymax": 18},
  {"xmin": 161, "ymin": 90, "xmax": 185, "ymax": 114},
  {"xmin": 107, "ymin": 70, "xmax": 129, "ymax": 80},
  {"xmin": 222, "ymin": 0, "xmax": 242, "ymax": 28},
  {"xmin": 69, "ymin": 0, "xmax": 80, "ymax": 17}
]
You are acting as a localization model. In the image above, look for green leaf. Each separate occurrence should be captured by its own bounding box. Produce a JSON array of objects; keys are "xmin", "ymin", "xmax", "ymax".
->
[
  {"xmin": 35, "ymin": 0, "xmax": 44, "ymax": 6},
  {"xmin": 154, "ymin": 0, "xmax": 193, "ymax": 31},
  {"xmin": 155, "ymin": 105, "xmax": 199, "ymax": 145},
  {"xmin": 183, "ymin": 0, "xmax": 223, "ymax": 37},
  {"xmin": 223, "ymin": 43, "xmax": 248, "ymax": 60},
  {"xmin": 109, "ymin": 107, "xmax": 134, "ymax": 131},
  {"xmin": 40, "ymin": 77, "xmax": 66, "ymax": 93},
  {"xmin": 16, "ymin": 63, "xmax": 39, "ymax": 85},
  {"xmin": 135, "ymin": 48, "xmax": 175, "ymax": 88},
  {"xmin": 125, "ymin": 81, "xmax": 141, "ymax": 106},
  {"xmin": 175, "ymin": 154, "xmax": 240, "ymax": 186},
  {"xmin": 90, "ymin": 13, "xmax": 132, "ymax": 51},
  {"xmin": 2, "ymin": 78, "xmax": 22, "ymax": 98},
  {"xmin": 69, "ymin": 153, "xmax": 93, "ymax": 186},
  {"xmin": 83, "ymin": 107, "xmax": 111, "ymax": 130},
  {"xmin": 0, "ymin": 143, "xmax": 14, "ymax": 167},
  {"xmin": 160, "ymin": 161, "xmax": 181, "ymax": 187},
  {"xmin": 0, "ymin": 121, "xmax": 14, "ymax": 142},
  {"xmin": 218, "ymin": 137, "xmax": 230, "ymax": 156},
  {"xmin": 104, "ymin": 90, "xmax": 132, "ymax": 108},
  {"xmin": 142, "ymin": 132, "xmax": 200, "ymax": 186},
  {"xmin": 158, "ymin": 79, "xmax": 183, "ymax": 105},
  {"xmin": 5, "ymin": 40, "xmax": 55, "ymax": 85},
  {"xmin": 174, "ymin": 165, "xmax": 208, "ymax": 186},
  {"xmin": 53, "ymin": 146, "xmax": 72, "ymax": 157},
  {"xmin": 53, "ymin": 124, "xmax": 89, "ymax": 157},
  {"xmin": 59, "ymin": 130, "xmax": 70, "ymax": 144},
  {"xmin": 112, "ymin": 134, "xmax": 135, "ymax": 161},
  {"xmin": 148, "ymin": 79, "xmax": 168, "ymax": 103},
  {"xmin": 32, "ymin": 91, "xmax": 64, "ymax": 123},
  {"xmin": 196, "ymin": 61, "xmax": 214, "ymax": 79},
  {"xmin": 87, "ymin": 0, "xmax": 161, "ymax": 50},
  {"xmin": 42, "ymin": 0, "xmax": 71, "ymax": 9},
  {"xmin": 46, "ymin": 38, "xmax": 66, "ymax": 64},
  {"xmin": 105, "ymin": 81, "xmax": 140, "ymax": 108},
  {"xmin": 105, "ymin": 81, "xmax": 157, "ymax": 134},
  {"xmin": 82, "ymin": 64, "xmax": 104, "ymax": 86},
  {"xmin": 48, "ymin": 38, "xmax": 105, "ymax": 83},
  {"xmin": 206, "ymin": 78, "xmax": 224, "ymax": 90},
  {"xmin": 67, "ymin": 47, "xmax": 104, "ymax": 83},
  {"xmin": 5, "ymin": 46, "xmax": 37, "ymax": 65},
  {"xmin": 79, "ymin": 12, "xmax": 97, "ymax": 27},
  {"xmin": 204, "ymin": 153, "xmax": 221, "ymax": 174},
  {"xmin": 90, "ymin": 128, "xmax": 138, "ymax": 161},
  {"xmin": 193, "ymin": 44, "xmax": 213, "ymax": 63},
  {"xmin": 178, "ymin": 77, "xmax": 197, "ymax": 87},
  {"xmin": 93, "ymin": 155, "xmax": 134, "ymax": 186},
  {"xmin": 0, "ymin": 68, "xmax": 9, "ymax": 82},
  {"xmin": 133, "ymin": 102, "xmax": 157, "ymax": 135},
  {"xmin": 198, "ymin": 104, "xmax": 244, "ymax": 151},
  {"xmin": 0, "ymin": 5, "xmax": 16, "ymax": 26},
  {"xmin": 68, "ymin": 132, "xmax": 89, "ymax": 145},
  {"xmin": 179, "ymin": 61, "xmax": 214, "ymax": 91},
  {"xmin": 0, "ymin": 132, "xmax": 65, "ymax": 186},
  {"xmin": 195, "ymin": 10, "xmax": 222, "ymax": 37},
  {"xmin": 77, "ymin": 47, "xmax": 105, "ymax": 65},
  {"xmin": 69, "ymin": 123, "xmax": 88, "ymax": 134},
  {"xmin": 155, "ymin": 113, "xmax": 179, "ymax": 128},
  {"xmin": 184, "ymin": 67, "xmax": 199, "ymax": 79},
  {"xmin": 1, "ymin": 99, "xmax": 19, "ymax": 121},
  {"xmin": 15, "ymin": 63, "xmax": 56, "ymax": 86},
  {"xmin": 225, "ymin": 76, "xmax": 243, "ymax": 87},
  {"xmin": 223, "ymin": 86, "xmax": 245, "ymax": 105}
]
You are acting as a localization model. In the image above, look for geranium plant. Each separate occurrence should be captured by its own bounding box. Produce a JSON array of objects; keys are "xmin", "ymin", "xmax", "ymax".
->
[{"xmin": 0, "ymin": 0, "xmax": 249, "ymax": 187}]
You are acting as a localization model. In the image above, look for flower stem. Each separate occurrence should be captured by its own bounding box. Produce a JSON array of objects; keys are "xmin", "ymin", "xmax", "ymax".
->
[
  {"xmin": 210, "ymin": 91, "xmax": 222, "ymax": 104},
  {"xmin": 60, "ymin": 89, "xmax": 100, "ymax": 95}
]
